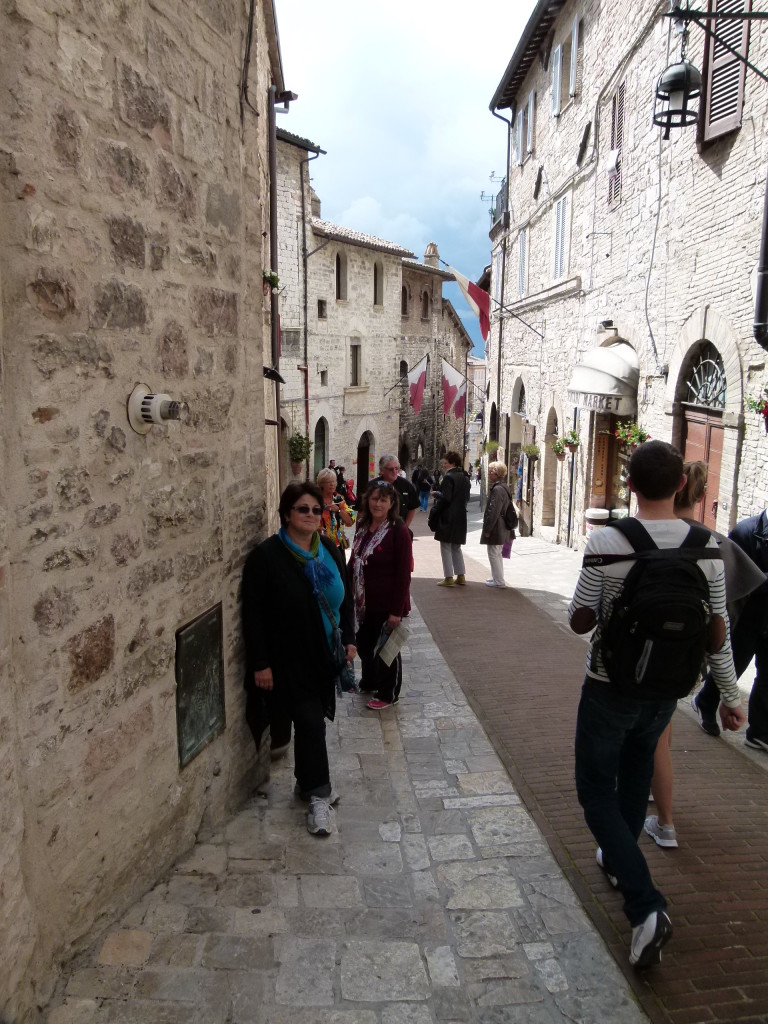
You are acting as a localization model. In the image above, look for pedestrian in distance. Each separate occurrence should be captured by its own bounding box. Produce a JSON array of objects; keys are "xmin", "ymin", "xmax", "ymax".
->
[
  {"xmin": 646, "ymin": 461, "xmax": 763, "ymax": 849},
  {"xmin": 371, "ymin": 454, "xmax": 419, "ymax": 528},
  {"xmin": 316, "ymin": 468, "xmax": 354, "ymax": 550},
  {"xmin": 349, "ymin": 481, "xmax": 412, "ymax": 710},
  {"xmin": 241, "ymin": 481, "xmax": 356, "ymax": 837},
  {"xmin": 691, "ymin": 504, "xmax": 768, "ymax": 750},
  {"xmin": 569, "ymin": 441, "xmax": 745, "ymax": 969},
  {"xmin": 481, "ymin": 461, "xmax": 514, "ymax": 588},
  {"xmin": 412, "ymin": 463, "xmax": 434, "ymax": 512},
  {"xmin": 430, "ymin": 451, "xmax": 471, "ymax": 587}
]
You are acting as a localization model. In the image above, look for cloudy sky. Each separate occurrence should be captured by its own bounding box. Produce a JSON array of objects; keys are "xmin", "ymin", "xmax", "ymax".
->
[{"xmin": 276, "ymin": 0, "xmax": 538, "ymax": 355}]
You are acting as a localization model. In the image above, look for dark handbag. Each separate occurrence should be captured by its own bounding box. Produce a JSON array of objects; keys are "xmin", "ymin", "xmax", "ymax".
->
[
  {"xmin": 427, "ymin": 503, "xmax": 440, "ymax": 532},
  {"xmin": 317, "ymin": 590, "xmax": 358, "ymax": 693}
]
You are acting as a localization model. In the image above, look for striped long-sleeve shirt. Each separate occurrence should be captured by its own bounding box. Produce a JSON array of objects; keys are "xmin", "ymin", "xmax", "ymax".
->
[{"xmin": 568, "ymin": 518, "xmax": 740, "ymax": 707}]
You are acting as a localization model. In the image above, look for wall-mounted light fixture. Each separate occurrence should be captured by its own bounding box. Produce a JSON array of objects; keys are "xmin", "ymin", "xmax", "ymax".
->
[{"xmin": 127, "ymin": 383, "xmax": 190, "ymax": 435}]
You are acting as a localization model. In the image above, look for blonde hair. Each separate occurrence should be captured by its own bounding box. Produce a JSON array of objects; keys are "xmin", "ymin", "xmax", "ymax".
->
[
  {"xmin": 674, "ymin": 461, "xmax": 707, "ymax": 511},
  {"xmin": 316, "ymin": 468, "xmax": 337, "ymax": 490},
  {"xmin": 488, "ymin": 461, "xmax": 507, "ymax": 478}
]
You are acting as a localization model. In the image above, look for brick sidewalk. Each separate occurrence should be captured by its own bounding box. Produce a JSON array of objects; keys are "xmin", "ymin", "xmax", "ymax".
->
[{"xmin": 410, "ymin": 515, "xmax": 768, "ymax": 1024}]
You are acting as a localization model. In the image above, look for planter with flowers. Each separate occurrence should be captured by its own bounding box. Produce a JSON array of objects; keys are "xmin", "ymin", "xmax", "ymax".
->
[
  {"xmin": 263, "ymin": 269, "xmax": 280, "ymax": 295},
  {"xmin": 287, "ymin": 431, "xmax": 313, "ymax": 475},
  {"xmin": 551, "ymin": 437, "xmax": 567, "ymax": 461},
  {"xmin": 521, "ymin": 443, "xmax": 540, "ymax": 462},
  {"xmin": 563, "ymin": 429, "xmax": 581, "ymax": 453},
  {"xmin": 615, "ymin": 421, "xmax": 650, "ymax": 451},
  {"xmin": 746, "ymin": 387, "xmax": 768, "ymax": 433}
]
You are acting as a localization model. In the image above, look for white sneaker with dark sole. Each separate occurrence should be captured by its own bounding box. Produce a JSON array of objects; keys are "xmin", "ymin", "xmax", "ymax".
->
[
  {"xmin": 295, "ymin": 783, "xmax": 340, "ymax": 806},
  {"xmin": 629, "ymin": 910, "xmax": 673, "ymax": 968},
  {"xmin": 307, "ymin": 796, "xmax": 332, "ymax": 836},
  {"xmin": 596, "ymin": 847, "xmax": 618, "ymax": 888},
  {"xmin": 644, "ymin": 815, "xmax": 678, "ymax": 848},
  {"xmin": 745, "ymin": 732, "xmax": 768, "ymax": 752}
]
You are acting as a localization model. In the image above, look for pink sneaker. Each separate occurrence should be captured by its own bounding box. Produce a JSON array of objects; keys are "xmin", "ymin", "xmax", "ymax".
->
[{"xmin": 366, "ymin": 698, "xmax": 394, "ymax": 710}]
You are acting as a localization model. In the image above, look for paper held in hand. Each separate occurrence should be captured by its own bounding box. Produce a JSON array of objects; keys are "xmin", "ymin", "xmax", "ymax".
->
[{"xmin": 375, "ymin": 622, "xmax": 409, "ymax": 667}]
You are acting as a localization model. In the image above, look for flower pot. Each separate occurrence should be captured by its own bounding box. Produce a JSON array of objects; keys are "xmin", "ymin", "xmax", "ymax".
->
[
  {"xmin": 290, "ymin": 461, "xmax": 303, "ymax": 476},
  {"xmin": 566, "ymin": 443, "xmax": 579, "ymax": 454},
  {"xmin": 555, "ymin": 452, "xmax": 566, "ymax": 462}
]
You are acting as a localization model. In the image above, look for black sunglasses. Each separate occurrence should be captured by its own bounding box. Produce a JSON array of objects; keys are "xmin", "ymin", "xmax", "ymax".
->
[{"xmin": 293, "ymin": 504, "xmax": 323, "ymax": 515}]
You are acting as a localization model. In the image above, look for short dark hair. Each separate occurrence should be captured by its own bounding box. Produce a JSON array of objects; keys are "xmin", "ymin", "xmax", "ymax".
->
[
  {"xmin": 356, "ymin": 481, "xmax": 403, "ymax": 531},
  {"xmin": 628, "ymin": 440, "xmax": 683, "ymax": 501},
  {"xmin": 443, "ymin": 451, "xmax": 462, "ymax": 468},
  {"xmin": 278, "ymin": 481, "xmax": 324, "ymax": 526}
]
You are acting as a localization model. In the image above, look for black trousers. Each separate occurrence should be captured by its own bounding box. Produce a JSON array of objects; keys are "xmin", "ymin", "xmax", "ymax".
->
[
  {"xmin": 356, "ymin": 609, "xmax": 402, "ymax": 704},
  {"xmin": 245, "ymin": 687, "xmax": 331, "ymax": 798}
]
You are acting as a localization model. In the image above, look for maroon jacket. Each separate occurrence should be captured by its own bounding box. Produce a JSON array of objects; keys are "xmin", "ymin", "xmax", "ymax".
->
[{"xmin": 351, "ymin": 522, "xmax": 412, "ymax": 618}]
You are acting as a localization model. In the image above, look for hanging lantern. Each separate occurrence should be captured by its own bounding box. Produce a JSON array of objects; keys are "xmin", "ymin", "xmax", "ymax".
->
[{"xmin": 652, "ymin": 59, "xmax": 702, "ymax": 140}]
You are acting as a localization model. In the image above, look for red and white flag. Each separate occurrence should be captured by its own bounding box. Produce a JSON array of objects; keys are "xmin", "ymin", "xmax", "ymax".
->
[
  {"xmin": 446, "ymin": 265, "xmax": 490, "ymax": 341},
  {"xmin": 441, "ymin": 358, "xmax": 465, "ymax": 416},
  {"xmin": 407, "ymin": 354, "xmax": 429, "ymax": 415},
  {"xmin": 453, "ymin": 382, "xmax": 467, "ymax": 421}
]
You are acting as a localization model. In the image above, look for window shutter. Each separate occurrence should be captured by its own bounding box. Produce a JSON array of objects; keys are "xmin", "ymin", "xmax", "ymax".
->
[
  {"xmin": 702, "ymin": 0, "xmax": 750, "ymax": 141},
  {"xmin": 526, "ymin": 91, "xmax": 535, "ymax": 152},
  {"xmin": 609, "ymin": 82, "xmax": 625, "ymax": 204},
  {"xmin": 516, "ymin": 109, "xmax": 524, "ymax": 165},
  {"xmin": 554, "ymin": 197, "xmax": 567, "ymax": 279},
  {"xmin": 569, "ymin": 16, "xmax": 580, "ymax": 96},
  {"xmin": 551, "ymin": 44, "xmax": 562, "ymax": 116}
]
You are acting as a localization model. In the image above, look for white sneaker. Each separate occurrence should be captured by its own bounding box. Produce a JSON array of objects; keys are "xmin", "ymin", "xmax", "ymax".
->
[
  {"xmin": 485, "ymin": 580, "xmax": 505, "ymax": 588},
  {"xmin": 307, "ymin": 796, "xmax": 332, "ymax": 836},
  {"xmin": 644, "ymin": 815, "xmax": 678, "ymax": 848},
  {"xmin": 295, "ymin": 782, "xmax": 340, "ymax": 806},
  {"xmin": 629, "ymin": 910, "xmax": 673, "ymax": 968},
  {"xmin": 596, "ymin": 847, "xmax": 618, "ymax": 888}
]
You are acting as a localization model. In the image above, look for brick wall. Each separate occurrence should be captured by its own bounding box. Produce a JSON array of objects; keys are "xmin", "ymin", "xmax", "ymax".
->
[{"xmin": 0, "ymin": 0, "xmax": 278, "ymax": 1015}]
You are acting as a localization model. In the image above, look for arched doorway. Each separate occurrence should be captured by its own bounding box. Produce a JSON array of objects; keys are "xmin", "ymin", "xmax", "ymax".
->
[
  {"xmin": 399, "ymin": 439, "xmax": 410, "ymax": 477},
  {"xmin": 542, "ymin": 407, "xmax": 559, "ymax": 527},
  {"xmin": 489, "ymin": 403, "xmax": 498, "ymax": 442},
  {"xmin": 356, "ymin": 431, "xmax": 374, "ymax": 499},
  {"xmin": 313, "ymin": 417, "xmax": 328, "ymax": 478},
  {"xmin": 676, "ymin": 341, "xmax": 726, "ymax": 530}
]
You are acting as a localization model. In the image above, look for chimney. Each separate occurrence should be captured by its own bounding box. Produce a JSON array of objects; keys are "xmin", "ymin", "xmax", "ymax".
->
[{"xmin": 424, "ymin": 242, "xmax": 439, "ymax": 268}]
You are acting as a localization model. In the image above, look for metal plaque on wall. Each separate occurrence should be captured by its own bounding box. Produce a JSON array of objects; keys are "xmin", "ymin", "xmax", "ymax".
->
[{"xmin": 175, "ymin": 603, "xmax": 225, "ymax": 768}]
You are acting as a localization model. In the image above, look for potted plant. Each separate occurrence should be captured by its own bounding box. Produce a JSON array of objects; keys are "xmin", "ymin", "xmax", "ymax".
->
[
  {"xmin": 482, "ymin": 440, "xmax": 500, "ymax": 456},
  {"xmin": 287, "ymin": 431, "xmax": 312, "ymax": 474},
  {"xmin": 262, "ymin": 269, "xmax": 280, "ymax": 295},
  {"xmin": 614, "ymin": 421, "xmax": 650, "ymax": 449},
  {"xmin": 746, "ymin": 387, "xmax": 768, "ymax": 433},
  {"xmin": 563, "ymin": 429, "xmax": 581, "ymax": 453},
  {"xmin": 551, "ymin": 437, "xmax": 567, "ymax": 461},
  {"xmin": 521, "ymin": 443, "xmax": 540, "ymax": 461}
]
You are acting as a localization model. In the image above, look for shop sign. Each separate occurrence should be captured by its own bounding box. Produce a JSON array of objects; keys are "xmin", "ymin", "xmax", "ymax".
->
[{"xmin": 567, "ymin": 390, "xmax": 636, "ymax": 416}]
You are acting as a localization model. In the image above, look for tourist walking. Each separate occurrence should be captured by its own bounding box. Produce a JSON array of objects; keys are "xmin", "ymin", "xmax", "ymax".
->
[
  {"xmin": 316, "ymin": 468, "xmax": 354, "ymax": 549},
  {"xmin": 412, "ymin": 464, "xmax": 434, "ymax": 512},
  {"xmin": 349, "ymin": 481, "xmax": 412, "ymax": 710},
  {"xmin": 241, "ymin": 482, "xmax": 356, "ymax": 837},
  {"xmin": 430, "ymin": 451, "xmax": 471, "ymax": 587},
  {"xmin": 480, "ymin": 460, "xmax": 514, "ymax": 588},
  {"xmin": 569, "ymin": 441, "xmax": 744, "ymax": 968}
]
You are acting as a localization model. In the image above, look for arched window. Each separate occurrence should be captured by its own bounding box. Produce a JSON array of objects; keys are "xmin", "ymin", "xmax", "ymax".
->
[
  {"xmin": 399, "ymin": 359, "xmax": 408, "ymax": 380},
  {"xmin": 421, "ymin": 291, "xmax": 430, "ymax": 319},
  {"xmin": 335, "ymin": 252, "xmax": 347, "ymax": 301},
  {"xmin": 401, "ymin": 285, "xmax": 408, "ymax": 316},
  {"xmin": 373, "ymin": 260, "xmax": 384, "ymax": 306}
]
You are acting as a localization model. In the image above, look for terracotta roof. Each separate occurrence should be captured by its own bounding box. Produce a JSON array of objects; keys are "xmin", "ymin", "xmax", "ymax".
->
[
  {"xmin": 276, "ymin": 128, "xmax": 325, "ymax": 154},
  {"xmin": 490, "ymin": 0, "xmax": 567, "ymax": 112},
  {"xmin": 311, "ymin": 218, "xmax": 414, "ymax": 257},
  {"xmin": 402, "ymin": 259, "xmax": 453, "ymax": 280}
]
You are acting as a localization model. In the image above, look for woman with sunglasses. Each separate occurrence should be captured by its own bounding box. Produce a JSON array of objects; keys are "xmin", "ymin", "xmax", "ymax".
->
[
  {"xmin": 241, "ymin": 481, "xmax": 356, "ymax": 837},
  {"xmin": 349, "ymin": 481, "xmax": 412, "ymax": 710}
]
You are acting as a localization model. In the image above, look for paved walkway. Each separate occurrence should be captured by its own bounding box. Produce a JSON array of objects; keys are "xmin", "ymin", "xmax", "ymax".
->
[{"xmin": 43, "ymin": 494, "xmax": 768, "ymax": 1023}]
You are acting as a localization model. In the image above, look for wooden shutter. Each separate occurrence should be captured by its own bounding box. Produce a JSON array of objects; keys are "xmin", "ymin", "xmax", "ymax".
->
[
  {"xmin": 526, "ymin": 90, "xmax": 535, "ymax": 153},
  {"xmin": 608, "ymin": 82, "xmax": 625, "ymax": 204},
  {"xmin": 551, "ymin": 44, "xmax": 562, "ymax": 116},
  {"xmin": 569, "ymin": 16, "xmax": 580, "ymax": 96},
  {"xmin": 516, "ymin": 109, "xmax": 524, "ymax": 165},
  {"xmin": 554, "ymin": 197, "xmax": 567, "ymax": 279},
  {"xmin": 702, "ymin": 0, "xmax": 750, "ymax": 142},
  {"xmin": 518, "ymin": 229, "xmax": 527, "ymax": 297}
]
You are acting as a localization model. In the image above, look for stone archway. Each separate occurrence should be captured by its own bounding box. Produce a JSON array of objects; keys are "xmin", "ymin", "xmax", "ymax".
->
[
  {"xmin": 542, "ymin": 406, "xmax": 559, "ymax": 527},
  {"xmin": 665, "ymin": 306, "xmax": 743, "ymax": 532},
  {"xmin": 356, "ymin": 431, "xmax": 374, "ymax": 499},
  {"xmin": 313, "ymin": 417, "xmax": 328, "ymax": 479}
]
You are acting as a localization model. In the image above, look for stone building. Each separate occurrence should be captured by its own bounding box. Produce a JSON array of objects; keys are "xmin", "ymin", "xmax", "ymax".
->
[
  {"xmin": 487, "ymin": 0, "xmax": 768, "ymax": 545},
  {"xmin": 0, "ymin": 1, "xmax": 284, "ymax": 1016},
  {"xmin": 276, "ymin": 130, "xmax": 471, "ymax": 491},
  {"xmin": 466, "ymin": 353, "xmax": 488, "ymax": 468}
]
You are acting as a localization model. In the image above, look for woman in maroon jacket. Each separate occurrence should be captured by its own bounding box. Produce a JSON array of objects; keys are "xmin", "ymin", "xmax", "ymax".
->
[{"xmin": 349, "ymin": 481, "xmax": 412, "ymax": 710}]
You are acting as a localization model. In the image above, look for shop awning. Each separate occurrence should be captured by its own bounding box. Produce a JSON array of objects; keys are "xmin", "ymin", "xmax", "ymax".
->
[{"xmin": 566, "ymin": 341, "xmax": 639, "ymax": 416}]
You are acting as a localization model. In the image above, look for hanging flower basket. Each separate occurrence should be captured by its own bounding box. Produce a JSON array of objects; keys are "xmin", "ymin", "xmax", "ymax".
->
[
  {"xmin": 521, "ymin": 443, "xmax": 540, "ymax": 461},
  {"xmin": 746, "ymin": 389, "xmax": 768, "ymax": 433},
  {"xmin": 262, "ymin": 269, "xmax": 280, "ymax": 295},
  {"xmin": 614, "ymin": 422, "xmax": 650, "ymax": 449},
  {"xmin": 563, "ymin": 430, "xmax": 581, "ymax": 453},
  {"xmin": 551, "ymin": 437, "xmax": 567, "ymax": 460},
  {"xmin": 287, "ymin": 431, "xmax": 313, "ymax": 467}
]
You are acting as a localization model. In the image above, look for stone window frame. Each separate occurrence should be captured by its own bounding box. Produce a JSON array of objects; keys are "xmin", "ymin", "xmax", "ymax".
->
[
  {"xmin": 401, "ymin": 285, "xmax": 409, "ymax": 317},
  {"xmin": 373, "ymin": 260, "xmax": 384, "ymax": 307},
  {"xmin": 515, "ymin": 90, "xmax": 536, "ymax": 165},
  {"xmin": 551, "ymin": 15, "xmax": 582, "ymax": 118},
  {"xmin": 317, "ymin": 298, "xmax": 327, "ymax": 319},
  {"xmin": 335, "ymin": 251, "xmax": 348, "ymax": 301},
  {"xmin": 421, "ymin": 291, "xmax": 430, "ymax": 320},
  {"xmin": 349, "ymin": 338, "xmax": 362, "ymax": 387}
]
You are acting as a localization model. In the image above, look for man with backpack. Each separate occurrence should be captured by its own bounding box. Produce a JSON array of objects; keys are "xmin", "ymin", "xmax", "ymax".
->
[
  {"xmin": 480, "ymin": 460, "xmax": 517, "ymax": 587},
  {"xmin": 568, "ymin": 441, "xmax": 745, "ymax": 969}
]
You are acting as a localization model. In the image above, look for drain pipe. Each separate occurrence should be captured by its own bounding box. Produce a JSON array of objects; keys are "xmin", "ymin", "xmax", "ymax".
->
[
  {"xmin": 300, "ymin": 149, "xmax": 322, "ymax": 440},
  {"xmin": 754, "ymin": 175, "xmax": 768, "ymax": 351},
  {"xmin": 267, "ymin": 85, "xmax": 281, "ymax": 468}
]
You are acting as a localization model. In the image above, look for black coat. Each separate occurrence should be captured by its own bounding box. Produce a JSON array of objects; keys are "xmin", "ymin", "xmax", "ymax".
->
[
  {"xmin": 432, "ymin": 468, "xmax": 471, "ymax": 544},
  {"xmin": 241, "ymin": 533, "xmax": 354, "ymax": 723},
  {"xmin": 481, "ymin": 480, "xmax": 513, "ymax": 546}
]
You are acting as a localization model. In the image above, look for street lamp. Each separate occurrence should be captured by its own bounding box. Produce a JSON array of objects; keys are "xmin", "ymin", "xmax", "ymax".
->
[{"xmin": 654, "ymin": 4, "xmax": 768, "ymax": 350}]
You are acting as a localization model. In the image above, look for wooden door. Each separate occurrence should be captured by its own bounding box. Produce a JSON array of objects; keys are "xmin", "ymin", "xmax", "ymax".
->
[{"xmin": 682, "ymin": 410, "xmax": 723, "ymax": 529}]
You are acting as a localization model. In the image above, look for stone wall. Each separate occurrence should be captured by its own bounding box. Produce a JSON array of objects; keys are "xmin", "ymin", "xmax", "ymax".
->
[
  {"xmin": 489, "ymin": 0, "xmax": 768, "ymax": 544},
  {"xmin": 0, "ymin": 0, "xmax": 278, "ymax": 1016}
]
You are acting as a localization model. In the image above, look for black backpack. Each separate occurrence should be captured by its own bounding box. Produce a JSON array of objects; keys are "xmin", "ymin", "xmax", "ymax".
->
[
  {"xmin": 586, "ymin": 519, "xmax": 721, "ymax": 700},
  {"xmin": 503, "ymin": 493, "xmax": 519, "ymax": 530}
]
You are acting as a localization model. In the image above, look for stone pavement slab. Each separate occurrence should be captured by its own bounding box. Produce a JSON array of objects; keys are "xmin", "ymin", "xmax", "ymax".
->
[{"xmin": 44, "ymin": 592, "xmax": 646, "ymax": 1024}]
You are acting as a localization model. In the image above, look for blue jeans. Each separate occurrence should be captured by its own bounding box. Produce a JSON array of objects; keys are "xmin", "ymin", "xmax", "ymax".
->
[
  {"xmin": 575, "ymin": 680, "xmax": 677, "ymax": 926},
  {"xmin": 419, "ymin": 490, "xmax": 429, "ymax": 511}
]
